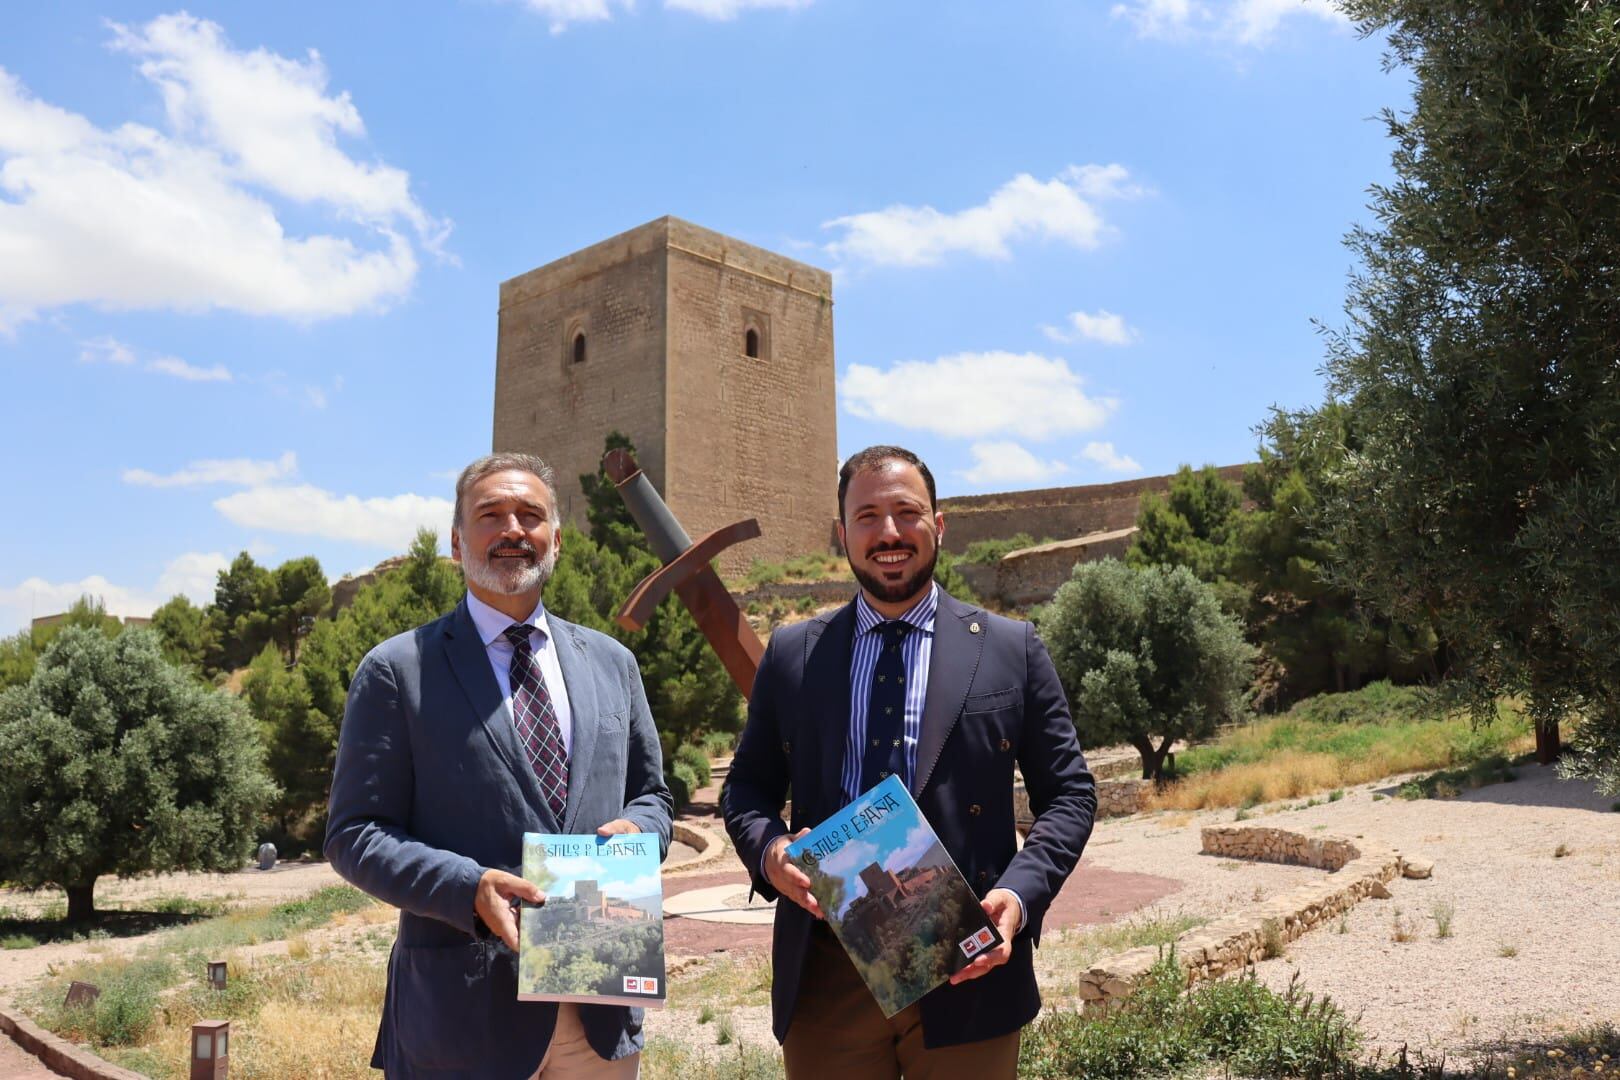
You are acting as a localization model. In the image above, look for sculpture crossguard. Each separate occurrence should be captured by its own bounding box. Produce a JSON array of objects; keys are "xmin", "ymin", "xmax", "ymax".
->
[{"xmin": 604, "ymin": 449, "xmax": 765, "ymax": 698}]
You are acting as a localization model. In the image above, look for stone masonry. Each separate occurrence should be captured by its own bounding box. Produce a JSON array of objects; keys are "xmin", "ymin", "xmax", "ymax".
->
[
  {"xmin": 938, "ymin": 465, "xmax": 1248, "ymax": 555},
  {"xmin": 1076, "ymin": 824, "xmax": 1432, "ymax": 1011},
  {"xmin": 494, "ymin": 217, "xmax": 838, "ymax": 575}
]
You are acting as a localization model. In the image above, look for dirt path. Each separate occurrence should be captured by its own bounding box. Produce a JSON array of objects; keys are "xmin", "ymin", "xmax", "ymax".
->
[
  {"xmin": 0, "ymin": 1034, "xmax": 58, "ymax": 1080},
  {"xmin": 1082, "ymin": 764, "xmax": 1620, "ymax": 1059},
  {"xmin": 6, "ymin": 766, "xmax": 1615, "ymax": 1070}
]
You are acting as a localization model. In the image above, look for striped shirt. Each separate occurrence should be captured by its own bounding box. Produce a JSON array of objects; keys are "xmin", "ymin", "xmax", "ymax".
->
[{"xmin": 841, "ymin": 583, "xmax": 937, "ymax": 801}]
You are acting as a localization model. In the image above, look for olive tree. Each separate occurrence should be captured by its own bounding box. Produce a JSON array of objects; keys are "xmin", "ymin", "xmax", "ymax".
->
[
  {"xmin": 0, "ymin": 628, "xmax": 276, "ymax": 920},
  {"xmin": 1038, "ymin": 559, "xmax": 1255, "ymax": 780}
]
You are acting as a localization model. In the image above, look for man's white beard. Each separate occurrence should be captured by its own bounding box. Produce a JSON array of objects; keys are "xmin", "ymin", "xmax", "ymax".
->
[{"xmin": 463, "ymin": 542, "xmax": 557, "ymax": 596}]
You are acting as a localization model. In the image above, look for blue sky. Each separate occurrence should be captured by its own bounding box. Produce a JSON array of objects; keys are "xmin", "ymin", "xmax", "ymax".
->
[
  {"xmin": 791, "ymin": 776, "xmax": 931, "ymax": 917},
  {"xmin": 0, "ymin": 0, "xmax": 1401, "ymax": 632},
  {"xmin": 526, "ymin": 835, "xmax": 659, "ymax": 901}
]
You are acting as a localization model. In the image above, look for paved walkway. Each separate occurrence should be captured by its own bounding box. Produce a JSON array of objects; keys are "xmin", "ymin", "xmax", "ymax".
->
[
  {"xmin": 663, "ymin": 766, "xmax": 1183, "ymax": 957},
  {"xmin": 0, "ymin": 1035, "xmax": 58, "ymax": 1079}
]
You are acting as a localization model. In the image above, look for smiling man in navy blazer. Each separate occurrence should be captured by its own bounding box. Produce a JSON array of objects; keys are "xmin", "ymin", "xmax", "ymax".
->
[
  {"xmin": 326, "ymin": 452, "xmax": 672, "ymax": 1079},
  {"xmin": 722, "ymin": 445, "xmax": 1097, "ymax": 1078}
]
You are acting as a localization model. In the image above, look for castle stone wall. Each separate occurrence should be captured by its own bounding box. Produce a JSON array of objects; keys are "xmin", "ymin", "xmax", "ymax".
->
[
  {"xmin": 494, "ymin": 224, "xmax": 669, "ymax": 526},
  {"xmin": 938, "ymin": 465, "xmax": 1248, "ymax": 553},
  {"xmin": 493, "ymin": 218, "xmax": 836, "ymax": 575}
]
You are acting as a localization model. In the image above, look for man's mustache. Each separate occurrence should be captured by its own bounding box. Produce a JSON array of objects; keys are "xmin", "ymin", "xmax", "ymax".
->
[{"xmin": 487, "ymin": 540, "xmax": 537, "ymax": 558}]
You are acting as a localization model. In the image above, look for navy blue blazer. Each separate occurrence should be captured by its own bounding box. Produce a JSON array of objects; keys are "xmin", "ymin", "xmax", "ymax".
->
[
  {"xmin": 325, "ymin": 598, "xmax": 673, "ymax": 1079},
  {"xmin": 721, "ymin": 589, "xmax": 1096, "ymax": 1048}
]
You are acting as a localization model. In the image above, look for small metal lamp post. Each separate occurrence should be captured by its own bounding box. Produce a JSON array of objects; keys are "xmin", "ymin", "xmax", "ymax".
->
[
  {"xmin": 190, "ymin": 1019, "xmax": 229, "ymax": 1079},
  {"xmin": 207, "ymin": 960, "xmax": 227, "ymax": 990}
]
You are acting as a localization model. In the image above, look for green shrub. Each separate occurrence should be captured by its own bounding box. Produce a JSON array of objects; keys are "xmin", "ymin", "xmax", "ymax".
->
[
  {"xmin": 56, "ymin": 958, "xmax": 174, "ymax": 1046},
  {"xmin": 675, "ymin": 743, "xmax": 712, "ymax": 788},
  {"xmin": 961, "ymin": 534, "xmax": 1040, "ymax": 565},
  {"xmin": 701, "ymin": 730, "xmax": 736, "ymax": 757},
  {"xmin": 1019, "ymin": 956, "xmax": 1361, "ymax": 1080},
  {"xmin": 667, "ymin": 764, "xmax": 695, "ymax": 810}
]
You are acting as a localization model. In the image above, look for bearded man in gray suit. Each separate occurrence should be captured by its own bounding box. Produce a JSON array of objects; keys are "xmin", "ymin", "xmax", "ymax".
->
[{"xmin": 326, "ymin": 452, "xmax": 673, "ymax": 1079}]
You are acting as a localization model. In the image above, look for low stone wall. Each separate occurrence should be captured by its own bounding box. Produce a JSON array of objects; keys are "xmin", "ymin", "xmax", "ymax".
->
[
  {"xmin": 1076, "ymin": 825, "xmax": 1421, "ymax": 1010},
  {"xmin": 0, "ymin": 1004, "xmax": 146, "ymax": 1080},
  {"xmin": 1014, "ymin": 777, "xmax": 1151, "ymax": 828}
]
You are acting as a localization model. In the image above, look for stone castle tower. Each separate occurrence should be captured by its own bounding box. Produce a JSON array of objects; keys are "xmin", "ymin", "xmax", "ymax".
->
[{"xmin": 493, "ymin": 217, "xmax": 837, "ymax": 575}]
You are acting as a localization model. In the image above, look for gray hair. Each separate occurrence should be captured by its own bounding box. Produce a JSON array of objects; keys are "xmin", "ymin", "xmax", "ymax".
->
[{"xmin": 452, "ymin": 452, "xmax": 560, "ymax": 530}]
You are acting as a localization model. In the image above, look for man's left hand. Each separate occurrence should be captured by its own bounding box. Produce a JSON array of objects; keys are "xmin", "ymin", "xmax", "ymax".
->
[
  {"xmin": 597, "ymin": 819, "xmax": 640, "ymax": 837},
  {"xmin": 948, "ymin": 888, "xmax": 1021, "ymax": 985}
]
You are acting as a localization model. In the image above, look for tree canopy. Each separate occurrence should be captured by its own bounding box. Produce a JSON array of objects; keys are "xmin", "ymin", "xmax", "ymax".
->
[
  {"xmin": 0, "ymin": 628, "xmax": 276, "ymax": 920},
  {"xmin": 1038, "ymin": 559, "xmax": 1255, "ymax": 780},
  {"xmin": 1318, "ymin": 0, "xmax": 1620, "ymax": 781}
]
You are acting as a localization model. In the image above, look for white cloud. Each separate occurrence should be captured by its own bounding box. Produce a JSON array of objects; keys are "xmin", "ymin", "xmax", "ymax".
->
[
  {"xmin": 823, "ymin": 165, "xmax": 1143, "ymax": 268},
  {"xmin": 882, "ymin": 823, "xmax": 939, "ymax": 874},
  {"xmin": 79, "ymin": 337, "xmax": 136, "ymax": 366},
  {"xmin": 0, "ymin": 14, "xmax": 446, "ymax": 331},
  {"xmin": 0, "ymin": 551, "xmax": 228, "ymax": 633},
  {"xmin": 1042, "ymin": 309, "xmax": 1138, "ymax": 346},
  {"xmin": 520, "ymin": 0, "xmax": 633, "ymax": 34},
  {"xmin": 214, "ymin": 484, "xmax": 453, "ymax": 549},
  {"xmin": 517, "ymin": 0, "xmax": 809, "ymax": 32},
  {"xmin": 148, "ymin": 355, "xmax": 232, "ymax": 382},
  {"xmin": 665, "ymin": 0, "xmax": 812, "ymax": 18},
  {"xmin": 959, "ymin": 441, "xmax": 1070, "ymax": 486},
  {"xmin": 1081, "ymin": 441, "xmax": 1143, "ymax": 474},
  {"xmin": 154, "ymin": 551, "xmax": 231, "ymax": 601},
  {"xmin": 76, "ymin": 337, "xmax": 236, "ymax": 381},
  {"xmin": 840, "ymin": 351, "xmax": 1115, "ymax": 440},
  {"xmin": 123, "ymin": 451, "xmax": 298, "ymax": 488},
  {"xmin": 1111, "ymin": 0, "xmax": 1346, "ymax": 46}
]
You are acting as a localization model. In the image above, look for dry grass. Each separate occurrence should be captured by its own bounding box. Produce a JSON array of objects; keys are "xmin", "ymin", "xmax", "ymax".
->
[
  {"xmin": 1151, "ymin": 750, "xmax": 1356, "ymax": 810},
  {"xmin": 1148, "ymin": 717, "xmax": 1534, "ymax": 812},
  {"xmin": 107, "ymin": 954, "xmax": 386, "ymax": 1079}
]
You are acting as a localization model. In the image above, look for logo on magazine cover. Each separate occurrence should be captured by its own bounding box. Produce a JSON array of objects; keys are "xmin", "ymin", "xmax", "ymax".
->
[
  {"xmin": 959, "ymin": 927, "xmax": 996, "ymax": 959},
  {"xmin": 623, "ymin": 976, "xmax": 659, "ymax": 995}
]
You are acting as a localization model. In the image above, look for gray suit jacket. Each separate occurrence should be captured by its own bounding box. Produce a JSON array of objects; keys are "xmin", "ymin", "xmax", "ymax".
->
[{"xmin": 325, "ymin": 598, "xmax": 673, "ymax": 1079}]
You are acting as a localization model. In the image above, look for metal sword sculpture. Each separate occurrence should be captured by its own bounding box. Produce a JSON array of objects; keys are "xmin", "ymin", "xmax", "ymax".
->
[{"xmin": 603, "ymin": 449, "xmax": 766, "ymax": 699}]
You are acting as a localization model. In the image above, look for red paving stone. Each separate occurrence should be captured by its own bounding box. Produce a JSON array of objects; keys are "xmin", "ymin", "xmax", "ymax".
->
[
  {"xmin": 668, "ymin": 785, "xmax": 1184, "ymax": 957},
  {"xmin": 0, "ymin": 1033, "xmax": 59, "ymax": 1080}
]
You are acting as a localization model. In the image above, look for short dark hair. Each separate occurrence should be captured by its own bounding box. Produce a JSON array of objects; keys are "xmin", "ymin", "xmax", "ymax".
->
[{"xmin": 837, "ymin": 445, "xmax": 937, "ymax": 523}]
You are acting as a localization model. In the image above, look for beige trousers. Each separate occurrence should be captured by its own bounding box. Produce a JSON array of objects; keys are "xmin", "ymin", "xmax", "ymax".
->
[
  {"xmin": 528, "ymin": 1003, "xmax": 640, "ymax": 1080},
  {"xmin": 782, "ymin": 925, "xmax": 1019, "ymax": 1079}
]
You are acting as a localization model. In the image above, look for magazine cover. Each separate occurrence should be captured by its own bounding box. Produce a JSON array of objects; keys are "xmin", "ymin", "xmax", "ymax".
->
[
  {"xmin": 517, "ymin": 833, "xmax": 666, "ymax": 1008},
  {"xmin": 786, "ymin": 774, "xmax": 1002, "ymax": 1018}
]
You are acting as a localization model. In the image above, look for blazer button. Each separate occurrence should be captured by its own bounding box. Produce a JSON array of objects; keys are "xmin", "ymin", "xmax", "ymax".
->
[
  {"xmin": 782, "ymin": 741, "xmax": 791, "ymax": 754},
  {"xmin": 969, "ymin": 804, "xmax": 982, "ymax": 816},
  {"xmin": 976, "ymin": 871, "xmax": 988, "ymax": 883},
  {"xmin": 999, "ymin": 739, "xmax": 1011, "ymax": 752}
]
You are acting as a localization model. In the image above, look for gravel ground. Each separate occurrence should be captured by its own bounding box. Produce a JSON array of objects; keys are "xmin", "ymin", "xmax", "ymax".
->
[
  {"xmin": 1082, "ymin": 763, "xmax": 1620, "ymax": 1059},
  {"xmin": 5, "ymin": 765, "xmax": 1615, "ymax": 1070}
]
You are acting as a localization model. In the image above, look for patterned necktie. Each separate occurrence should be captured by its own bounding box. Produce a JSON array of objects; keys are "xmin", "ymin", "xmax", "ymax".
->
[
  {"xmin": 503, "ymin": 624, "xmax": 568, "ymax": 819},
  {"xmin": 861, "ymin": 621, "xmax": 910, "ymax": 794}
]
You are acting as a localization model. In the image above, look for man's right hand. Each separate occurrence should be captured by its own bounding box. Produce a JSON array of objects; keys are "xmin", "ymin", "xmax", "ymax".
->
[
  {"xmin": 475, "ymin": 868, "xmax": 545, "ymax": 950},
  {"xmin": 764, "ymin": 830, "xmax": 823, "ymax": 919}
]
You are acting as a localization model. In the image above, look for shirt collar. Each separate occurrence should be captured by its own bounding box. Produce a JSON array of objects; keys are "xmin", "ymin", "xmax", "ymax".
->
[
  {"xmin": 854, "ymin": 581, "xmax": 938, "ymax": 637},
  {"xmin": 466, "ymin": 590, "xmax": 551, "ymax": 648}
]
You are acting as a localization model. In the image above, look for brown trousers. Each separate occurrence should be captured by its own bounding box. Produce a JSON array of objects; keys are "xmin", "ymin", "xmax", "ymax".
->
[{"xmin": 782, "ymin": 924, "xmax": 1019, "ymax": 1080}]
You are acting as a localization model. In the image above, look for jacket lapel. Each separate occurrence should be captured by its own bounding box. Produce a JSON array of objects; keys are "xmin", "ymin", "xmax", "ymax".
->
[
  {"xmin": 914, "ymin": 590, "xmax": 986, "ymax": 796},
  {"xmin": 549, "ymin": 618, "xmax": 601, "ymax": 833},
  {"xmin": 441, "ymin": 598, "xmax": 557, "ymax": 830},
  {"xmin": 806, "ymin": 603, "xmax": 855, "ymax": 815}
]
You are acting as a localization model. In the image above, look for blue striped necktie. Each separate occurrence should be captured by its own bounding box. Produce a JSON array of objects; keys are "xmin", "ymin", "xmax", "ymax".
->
[{"xmin": 860, "ymin": 621, "xmax": 910, "ymax": 793}]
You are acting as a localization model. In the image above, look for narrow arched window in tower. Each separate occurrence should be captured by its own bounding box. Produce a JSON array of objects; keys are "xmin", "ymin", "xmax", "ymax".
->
[
  {"xmin": 572, "ymin": 332, "xmax": 587, "ymax": 365},
  {"xmin": 745, "ymin": 328, "xmax": 760, "ymax": 359}
]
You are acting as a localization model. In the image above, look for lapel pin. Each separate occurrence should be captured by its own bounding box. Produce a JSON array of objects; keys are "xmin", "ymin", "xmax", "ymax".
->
[{"xmin": 969, "ymin": 621, "xmax": 981, "ymax": 634}]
